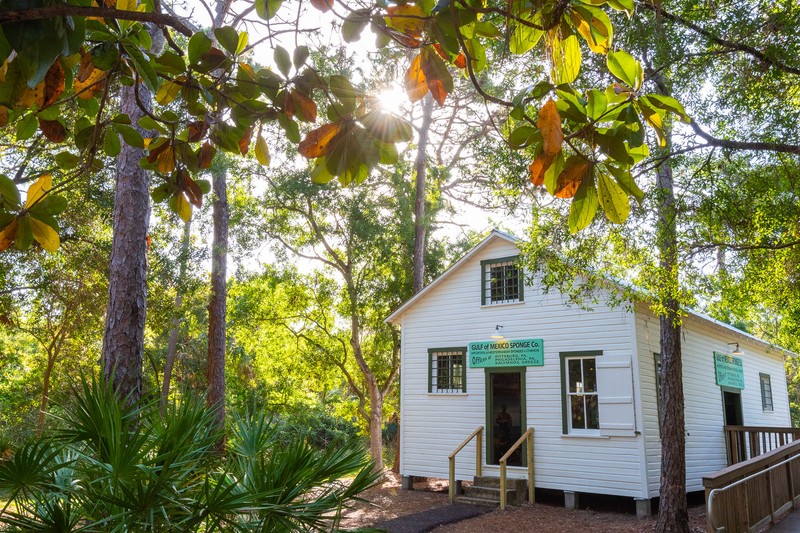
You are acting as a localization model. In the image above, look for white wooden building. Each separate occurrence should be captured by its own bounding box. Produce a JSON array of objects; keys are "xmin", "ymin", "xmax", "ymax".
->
[{"xmin": 386, "ymin": 229, "xmax": 793, "ymax": 513}]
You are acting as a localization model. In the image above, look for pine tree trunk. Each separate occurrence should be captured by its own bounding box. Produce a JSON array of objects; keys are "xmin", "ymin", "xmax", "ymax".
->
[
  {"xmin": 207, "ymin": 164, "xmax": 228, "ymax": 443},
  {"xmin": 37, "ymin": 351, "xmax": 56, "ymax": 434},
  {"xmin": 161, "ymin": 220, "xmax": 191, "ymax": 414},
  {"xmin": 655, "ymin": 158, "xmax": 689, "ymax": 533},
  {"xmin": 412, "ymin": 94, "xmax": 434, "ymax": 294},
  {"xmin": 368, "ymin": 382, "xmax": 384, "ymax": 468},
  {"xmin": 102, "ymin": 83, "xmax": 152, "ymax": 405}
]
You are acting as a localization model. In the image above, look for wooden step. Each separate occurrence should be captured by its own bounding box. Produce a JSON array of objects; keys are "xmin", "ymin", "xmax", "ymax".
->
[
  {"xmin": 453, "ymin": 495, "xmax": 500, "ymax": 507},
  {"xmin": 464, "ymin": 485, "xmax": 516, "ymax": 502}
]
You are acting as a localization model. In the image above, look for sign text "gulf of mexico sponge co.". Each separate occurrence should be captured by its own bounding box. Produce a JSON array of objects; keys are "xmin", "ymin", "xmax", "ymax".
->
[{"xmin": 468, "ymin": 338, "xmax": 544, "ymax": 368}]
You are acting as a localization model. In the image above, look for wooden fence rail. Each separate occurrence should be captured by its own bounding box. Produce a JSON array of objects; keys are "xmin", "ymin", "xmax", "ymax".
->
[
  {"xmin": 724, "ymin": 425, "xmax": 800, "ymax": 465},
  {"xmin": 704, "ymin": 439, "xmax": 800, "ymax": 533}
]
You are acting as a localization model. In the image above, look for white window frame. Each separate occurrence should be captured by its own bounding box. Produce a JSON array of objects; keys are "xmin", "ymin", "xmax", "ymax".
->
[{"xmin": 562, "ymin": 353, "xmax": 600, "ymax": 434}]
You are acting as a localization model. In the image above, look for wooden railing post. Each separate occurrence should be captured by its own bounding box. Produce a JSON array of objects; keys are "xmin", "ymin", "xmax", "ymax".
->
[
  {"xmin": 448, "ymin": 426, "xmax": 484, "ymax": 504},
  {"xmin": 527, "ymin": 431, "xmax": 535, "ymax": 504},
  {"xmin": 476, "ymin": 427, "xmax": 482, "ymax": 478},
  {"xmin": 500, "ymin": 461, "xmax": 507, "ymax": 510}
]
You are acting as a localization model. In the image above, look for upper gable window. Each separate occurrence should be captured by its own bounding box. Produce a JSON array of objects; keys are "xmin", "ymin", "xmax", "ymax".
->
[{"xmin": 481, "ymin": 256, "xmax": 523, "ymax": 305}]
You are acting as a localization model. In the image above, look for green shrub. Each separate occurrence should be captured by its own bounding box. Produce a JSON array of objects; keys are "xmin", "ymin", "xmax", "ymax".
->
[{"xmin": 0, "ymin": 374, "xmax": 379, "ymax": 532}]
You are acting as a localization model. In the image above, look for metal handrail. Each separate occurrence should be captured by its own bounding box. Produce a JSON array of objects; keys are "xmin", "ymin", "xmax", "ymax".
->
[
  {"xmin": 448, "ymin": 426, "xmax": 483, "ymax": 503},
  {"xmin": 707, "ymin": 449, "xmax": 800, "ymax": 532},
  {"xmin": 499, "ymin": 428, "xmax": 534, "ymax": 510}
]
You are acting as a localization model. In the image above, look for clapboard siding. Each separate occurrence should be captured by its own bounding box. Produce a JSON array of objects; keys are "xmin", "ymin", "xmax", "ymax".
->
[
  {"xmin": 398, "ymin": 237, "xmax": 648, "ymax": 498},
  {"xmin": 636, "ymin": 304, "xmax": 791, "ymax": 497}
]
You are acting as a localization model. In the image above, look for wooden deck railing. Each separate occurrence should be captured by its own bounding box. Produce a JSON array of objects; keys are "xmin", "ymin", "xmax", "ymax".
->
[
  {"xmin": 725, "ymin": 426, "xmax": 800, "ymax": 465},
  {"xmin": 448, "ymin": 426, "xmax": 483, "ymax": 503},
  {"xmin": 499, "ymin": 428, "xmax": 534, "ymax": 510},
  {"xmin": 704, "ymin": 438, "xmax": 800, "ymax": 533}
]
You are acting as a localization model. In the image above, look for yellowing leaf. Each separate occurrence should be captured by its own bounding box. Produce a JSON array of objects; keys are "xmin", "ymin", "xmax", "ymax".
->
[
  {"xmin": 175, "ymin": 193, "xmax": 191, "ymax": 223},
  {"xmin": 538, "ymin": 99, "xmax": 563, "ymax": 156},
  {"xmin": 155, "ymin": 79, "xmax": 182, "ymax": 105},
  {"xmin": 255, "ymin": 134, "xmax": 270, "ymax": 165},
  {"xmin": 26, "ymin": 174, "xmax": 52, "ymax": 209},
  {"xmin": 571, "ymin": 7, "xmax": 612, "ymax": 54},
  {"xmin": 551, "ymin": 33, "xmax": 581, "ymax": 85},
  {"xmin": 74, "ymin": 67, "xmax": 107, "ymax": 100},
  {"xmin": 16, "ymin": 81, "xmax": 45, "ymax": 109},
  {"xmin": 156, "ymin": 145, "xmax": 175, "ymax": 173},
  {"xmin": 29, "ymin": 217, "xmax": 59, "ymax": 252},
  {"xmin": 116, "ymin": 0, "xmax": 138, "ymax": 11},
  {"xmin": 43, "ymin": 60, "xmax": 65, "ymax": 107},
  {"xmin": 0, "ymin": 219, "xmax": 17, "ymax": 252},
  {"xmin": 385, "ymin": 4, "xmax": 426, "ymax": 39},
  {"xmin": 404, "ymin": 53, "xmax": 428, "ymax": 102},
  {"xmin": 597, "ymin": 171, "xmax": 630, "ymax": 223}
]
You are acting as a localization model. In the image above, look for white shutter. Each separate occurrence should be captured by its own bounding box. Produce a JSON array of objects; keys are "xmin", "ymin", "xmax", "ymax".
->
[{"xmin": 597, "ymin": 357, "xmax": 636, "ymax": 437}]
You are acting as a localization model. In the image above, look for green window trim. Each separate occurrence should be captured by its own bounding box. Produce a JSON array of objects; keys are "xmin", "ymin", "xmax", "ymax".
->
[
  {"xmin": 480, "ymin": 255, "xmax": 524, "ymax": 306},
  {"xmin": 428, "ymin": 347, "xmax": 467, "ymax": 393},
  {"xmin": 760, "ymin": 373, "xmax": 773, "ymax": 411},
  {"xmin": 560, "ymin": 350, "xmax": 603, "ymax": 434}
]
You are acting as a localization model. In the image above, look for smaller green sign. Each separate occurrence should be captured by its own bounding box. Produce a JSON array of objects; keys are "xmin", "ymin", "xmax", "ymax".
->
[
  {"xmin": 714, "ymin": 351, "xmax": 745, "ymax": 389},
  {"xmin": 469, "ymin": 338, "xmax": 544, "ymax": 368}
]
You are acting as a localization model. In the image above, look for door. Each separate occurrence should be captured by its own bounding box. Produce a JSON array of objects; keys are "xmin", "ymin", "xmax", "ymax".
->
[
  {"xmin": 722, "ymin": 389, "xmax": 745, "ymax": 462},
  {"xmin": 486, "ymin": 368, "xmax": 526, "ymax": 466}
]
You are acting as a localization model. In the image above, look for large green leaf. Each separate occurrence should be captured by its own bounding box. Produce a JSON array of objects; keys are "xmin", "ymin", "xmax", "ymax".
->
[
  {"xmin": 552, "ymin": 34, "xmax": 581, "ymax": 85},
  {"xmin": 607, "ymin": 50, "xmax": 642, "ymax": 90},
  {"xmin": 0, "ymin": 174, "xmax": 20, "ymax": 208},
  {"xmin": 597, "ymin": 171, "xmax": 630, "ymax": 223},
  {"xmin": 188, "ymin": 33, "xmax": 212, "ymax": 66},
  {"xmin": 568, "ymin": 172, "xmax": 599, "ymax": 233}
]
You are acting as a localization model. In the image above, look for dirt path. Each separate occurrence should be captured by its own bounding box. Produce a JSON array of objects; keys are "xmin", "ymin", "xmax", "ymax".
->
[{"xmin": 341, "ymin": 472, "xmax": 708, "ymax": 532}]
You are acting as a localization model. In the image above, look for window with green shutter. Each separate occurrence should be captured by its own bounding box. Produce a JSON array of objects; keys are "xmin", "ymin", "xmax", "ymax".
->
[
  {"xmin": 429, "ymin": 348, "xmax": 466, "ymax": 393},
  {"xmin": 481, "ymin": 256, "xmax": 523, "ymax": 305}
]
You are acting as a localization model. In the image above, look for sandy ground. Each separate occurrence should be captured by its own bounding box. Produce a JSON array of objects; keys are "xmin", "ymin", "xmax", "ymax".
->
[{"xmin": 341, "ymin": 471, "xmax": 709, "ymax": 532}]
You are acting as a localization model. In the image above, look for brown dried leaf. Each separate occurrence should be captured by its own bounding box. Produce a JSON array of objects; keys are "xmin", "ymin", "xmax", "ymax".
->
[
  {"xmin": 39, "ymin": 119, "xmax": 67, "ymax": 143},
  {"xmin": 0, "ymin": 219, "xmax": 18, "ymax": 252},
  {"xmin": 238, "ymin": 127, "xmax": 253, "ymax": 155},
  {"xmin": 538, "ymin": 99, "xmax": 563, "ymax": 157},
  {"xmin": 187, "ymin": 120, "xmax": 209, "ymax": 142},
  {"xmin": 298, "ymin": 122, "xmax": 342, "ymax": 158},
  {"xmin": 554, "ymin": 159, "xmax": 590, "ymax": 198},
  {"xmin": 198, "ymin": 141, "xmax": 216, "ymax": 169},
  {"xmin": 528, "ymin": 153, "xmax": 554, "ymax": 187},
  {"xmin": 310, "ymin": 0, "xmax": 334, "ymax": 12},
  {"xmin": 182, "ymin": 171, "xmax": 203, "ymax": 208},
  {"xmin": 43, "ymin": 60, "xmax": 65, "ymax": 107}
]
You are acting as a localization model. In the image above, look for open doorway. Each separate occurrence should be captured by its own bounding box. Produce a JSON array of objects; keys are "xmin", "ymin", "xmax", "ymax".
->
[
  {"xmin": 722, "ymin": 388, "xmax": 745, "ymax": 462},
  {"xmin": 486, "ymin": 368, "xmax": 526, "ymax": 466}
]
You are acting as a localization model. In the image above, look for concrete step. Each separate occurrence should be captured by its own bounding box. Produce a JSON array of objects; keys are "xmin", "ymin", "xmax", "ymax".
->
[
  {"xmin": 473, "ymin": 475, "xmax": 502, "ymax": 487},
  {"xmin": 453, "ymin": 495, "xmax": 499, "ymax": 508},
  {"xmin": 464, "ymin": 485, "xmax": 516, "ymax": 502}
]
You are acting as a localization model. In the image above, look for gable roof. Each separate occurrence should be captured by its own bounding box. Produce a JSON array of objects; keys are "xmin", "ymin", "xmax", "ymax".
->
[
  {"xmin": 385, "ymin": 229, "xmax": 517, "ymax": 325},
  {"xmin": 386, "ymin": 229, "xmax": 797, "ymax": 358}
]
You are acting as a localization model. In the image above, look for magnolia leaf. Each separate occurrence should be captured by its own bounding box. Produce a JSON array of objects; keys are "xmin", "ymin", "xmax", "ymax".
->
[
  {"xmin": 510, "ymin": 13, "xmax": 543, "ymax": 55},
  {"xmin": 529, "ymin": 153, "xmax": 554, "ymax": 186},
  {"xmin": 554, "ymin": 156, "xmax": 590, "ymax": 198},
  {"xmin": 188, "ymin": 33, "xmax": 212, "ymax": 66},
  {"xmin": 607, "ymin": 50, "xmax": 643, "ymax": 90},
  {"xmin": 38, "ymin": 119, "xmax": 67, "ymax": 143},
  {"xmin": 0, "ymin": 174, "xmax": 20, "ymax": 208},
  {"xmin": 361, "ymin": 112, "xmax": 413, "ymax": 143},
  {"xmin": 255, "ymin": 134, "xmax": 270, "ymax": 165},
  {"xmin": 114, "ymin": 124, "xmax": 144, "ymax": 148},
  {"xmin": 181, "ymin": 172, "xmax": 203, "ymax": 208},
  {"xmin": 293, "ymin": 46, "xmax": 310, "ymax": 69},
  {"xmin": 29, "ymin": 216, "xmax": 59, "ymax": 252},
  {"xmin": 310, "ymin": 158, "xmax": 335, "ymax": 184},
  {"xmin": 16, "ymin": 114, "xmax": 37, "ymax": 141},
  {"xmin": 552, "ymin": 33, "xmax": 581, "ymax": 85},
  {"xmin": 0, "ymin": 218, "xmax": 17, "ymax": 252},
  {"xmin": 310, "ymin": 0, "xmax": 334, "ymax": 12},
  {"xmin": 287, "ymin": 90, "xmax": 317, "ymax": 123},
  {"xmin": 572, "ymin": 6, "xmax": 613, "ymax": 54},
  {"xmin": 214, "ymin": 27, "xmax": 239, "ymax": 55},
  {"xmin": 151, "ymin": 183, "xmax": 171, "ymax": 203},
  {"xmin": 641, "ymin": 93, "xmax": 690, "ymax": 123},
  {"xmin": 103, "ymin": 129, "xmax": 121, "ymax": 157},
  {"xmin": 29, "ymin": 194, "xmax": 66, "ymax": 216},
  {"xmin": 298, "ymin": 122, "xmax": 343, "ymax": 158},
  {"xmin": 26, "ymin": 174, "xmax": 52, "ymax": 209},
  {"xmin": 238, "ymin": 127, "xmax": 253, "ymax": 155},
  {"xmin": 404, "ymin": 53, "xmax": 428, "ymax": 102},
  {"xmin": 43, "ymin": 60, "xmax": 65, "ymax": 108},
  {"xmin": 508, "ymin": 125, "xmax": 538, "ymax": 148},
  {"xmin": 385, "ymin": 4, "xmax": 426, "ymax": 38},
  {"xmin": 597, "ymin": 171, "xmax": 630, "ymax": 223},
  {"xmin": 586, "ymin": 89, "xmax": 607, "ymax": 121},
  {"xmin": 187, "ymin": 120, "xmax": 209, "ymax": 142},
  {"xmin": 155, "ymin": 80, "xmax": 182, "ymax": 105},
  {"xmin": 606, "ymin": 164, "xmax": 644, "ymax": 203},
  {"xmin": 15, "ymin": 216, "xmax": 32, "ymax": 251},
  {"xmin": 274, "ymin": 46, "xmax": 292, "ymax": 77},
  {"xmin": 538, "ymin": 99, "xmax": 563, "ymax": 156},
  {"xmin": 544, "ymin": 150, "xmax": 566, "ymax": 195},
  {"xmin": 568, "ymin": 172, "xmax": 599, "ymax": 233}
]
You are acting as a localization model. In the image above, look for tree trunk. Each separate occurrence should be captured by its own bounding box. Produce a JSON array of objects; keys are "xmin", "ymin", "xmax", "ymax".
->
[
  {"xmin": 102, "ymin": 82, "xmax": 152, "ymax": 406},
  {"xmin": 655, "ymin": 155, "xmax": 689, "ymax": 533},
  {"xmin": 37, "ymin": 350, "xmax": 56, "ymax": 434},
  {"xmin": 368, "ymin": 380, "xmax": 384, "ymax": 468},
  {"xmin": 412, "ymin": 94, "xmax": 434, "ymax": 294},
  {"xmin": 161, "ymin": 220, "xmax": 191, "ymax": 414},
  {"xmin": 206, "ymin": 164, "xmax": 228, "ymax": 442}
]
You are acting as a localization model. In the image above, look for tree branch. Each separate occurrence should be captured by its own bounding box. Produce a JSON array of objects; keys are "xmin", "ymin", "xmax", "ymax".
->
[{"xmin": 0, "ymin": 6, "xmax": 193, "ymax": 36}]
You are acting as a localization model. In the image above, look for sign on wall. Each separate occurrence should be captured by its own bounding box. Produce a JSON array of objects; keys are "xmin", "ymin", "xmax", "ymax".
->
[
  {"xmin": 714, "ymin": 351, "xmax": 745, "ymax": 389},
  {"xmin": 469, "ymin": 338, "xmax": 544, "ymax": 368}
]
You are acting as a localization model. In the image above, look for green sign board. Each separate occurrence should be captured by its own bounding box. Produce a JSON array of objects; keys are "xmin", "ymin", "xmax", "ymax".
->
[
  {"xmin": 714, "ymin": 351, "xmax": 745, "ymax": 389},
  {"xmin": 469, "ymin": 338, "xmax": 544, "ymax": 368}
]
